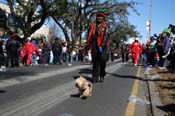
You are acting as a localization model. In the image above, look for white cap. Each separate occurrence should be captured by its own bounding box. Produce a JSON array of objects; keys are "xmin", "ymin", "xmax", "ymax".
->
[
  {"xmin": 27, "ymin": 37, "xmax": 31, "ymax": 40},
  {"xmin": 135, "ymin": 37, "xmax": 139, "ymax": 41}
]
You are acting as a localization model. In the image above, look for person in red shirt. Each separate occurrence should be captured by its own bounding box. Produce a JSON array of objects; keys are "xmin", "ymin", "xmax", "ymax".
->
[
  {"xmin": 21, "ymin": 37, "xmax": 35, "ymax": 66},
  {"xmin": 130, "ymin": 38, "xmax": 142, "ymax": 66},
  {"xmin": 86, "ymin": 10, "xmax": 110, "ymax": 83}
]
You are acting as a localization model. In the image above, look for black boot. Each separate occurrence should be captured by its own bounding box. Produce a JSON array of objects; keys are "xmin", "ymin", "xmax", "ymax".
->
[
  {"xmin": 99, "ymin": 76, "xmax": 104, "ymax": 82},
  {"xmin": 92, "ymin": 77, "xmax": 98, "ymax": 83}
]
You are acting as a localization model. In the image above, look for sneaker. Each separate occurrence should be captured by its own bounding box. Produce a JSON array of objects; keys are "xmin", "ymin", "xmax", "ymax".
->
[
  {"xmin": 44, "ymin": 64, "xmax": 48, "ymax": 66},
  {"xmin": 68, "ymin": 63, "xmax": 72, "ymax": 66},
  {"xmin": 0, "ymin": 68, "xmax": 3, "ymax": 72},
  {"xmin": 0, "ymin": 68, "xmax": 7, "ymax": 72},
  {"xmin": 1, "ymin": 66, "xmax": 6, "ymax": 69},
  {"xmin": 99, "ymin": 76, "xmax": 104, "ymax": 82},
  {"xmin": 148, "ymin": 65, "xmax": 152, "ymax": 68}
]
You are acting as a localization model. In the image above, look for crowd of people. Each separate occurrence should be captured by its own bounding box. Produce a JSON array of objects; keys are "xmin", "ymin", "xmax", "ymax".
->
[
  {"xmin": 0, "ymin": 36, "xmax": 85, "ymax": 68},
  {"xmin": 142, "ymin": 24, "xmax": 175, "ymax": 73},
  {"xmin": 1, "ymin": 6, "xmax": 175, "ymax": 78},
  {"xmin": 0, "ymin": 10, "xmax": 122, "ymax": 85},
  {"xmin": 0, "ymin": 32, "xmax": 119, "ymax": 71},
  {"xmin": 121, "ymin": 24, "xmax": 175, "ymax": 73},
  {"xmin": 1, "ymin": 25, "xmax": 175, "ymax": 74}
]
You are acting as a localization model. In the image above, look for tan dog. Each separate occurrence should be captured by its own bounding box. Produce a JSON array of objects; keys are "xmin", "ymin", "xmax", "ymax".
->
[{"xmin": 75, "ymin": 75, "xmax": 92, "ymax": 98}]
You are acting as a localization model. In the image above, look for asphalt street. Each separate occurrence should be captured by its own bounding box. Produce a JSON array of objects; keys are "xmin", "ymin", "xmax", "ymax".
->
[{"xmin": 0, "ymin": 61, "xmax": 150, "ymax": 116}]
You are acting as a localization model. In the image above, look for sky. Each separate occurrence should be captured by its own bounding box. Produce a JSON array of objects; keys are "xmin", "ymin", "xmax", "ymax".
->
[{"xmin": 126, "ymin": 0, "xmax": 175, "ymax": 43}]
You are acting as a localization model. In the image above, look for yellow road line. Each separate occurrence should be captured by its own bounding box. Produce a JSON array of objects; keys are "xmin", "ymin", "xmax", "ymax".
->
[{"xmin": 124, "ymin": 66, "xmax": 142, "ymax": 116}]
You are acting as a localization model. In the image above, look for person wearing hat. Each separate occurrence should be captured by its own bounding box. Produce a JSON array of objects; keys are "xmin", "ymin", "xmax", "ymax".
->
[
  {"xmin": 162, "ymin": 28, "xmax": 171, "ymax": 56},
  {"xmin": 130, "ymin": 37, "xmax": 142, "ymax": 66},
  {"xmin": 149, "ymin": 36, "xmax": 157, "ymax": 66},
  {"xmin": 86, "ymin": 10, "xmax": 110, "ymax": 83},
  {"xmin": 160, "ymin": 28, "xmax": 172, "ymax": 69},
  {"xmin": 21, "ymin": 37, "xmax": 35, "ymax": 66}
]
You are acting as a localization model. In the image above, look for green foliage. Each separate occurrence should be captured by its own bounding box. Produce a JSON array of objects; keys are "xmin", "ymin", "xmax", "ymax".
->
[
  {"xmin": 50, "ymin": 0, "xmax": 141, "ymax": 46},
  {"xmin": 6, "ymin": 0, "xmax": 49, "ymax": 39},
  {"xmin": 5, "ymin": 0, "xmax": 140, "ymax": 45}
]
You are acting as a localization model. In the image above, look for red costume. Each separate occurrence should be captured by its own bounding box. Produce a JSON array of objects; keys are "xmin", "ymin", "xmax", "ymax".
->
[
  {"xmin": 22, "ymin": 40, "xmax": 35, "ymax": 65},
  {"xmin": 130, "ymin": 40, "xmax": 142, "ymax": 65}
]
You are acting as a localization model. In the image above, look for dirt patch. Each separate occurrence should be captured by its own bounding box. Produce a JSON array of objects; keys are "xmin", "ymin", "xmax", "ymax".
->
[{"xmin": 153, "ymin": 67, "xmax": 175, "ymax": 116}]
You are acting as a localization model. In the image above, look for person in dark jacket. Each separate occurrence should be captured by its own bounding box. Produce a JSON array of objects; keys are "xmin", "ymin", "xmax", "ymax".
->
[
  {"xmin": 121, "ymin": 43, "xmax": 129, "ymax": 63},
  {"xmin": 42, "ymin": 41, "xmax": 51, "ymax": 65},
  {"xmin": 52, "ymin": 38, "xmax": 62, "ymax": 64},
  {"xmin": 0, "ymin": 8, "xmax": 7, "ymax": 69},
  {"xmin": 156, "ymin": 34, "xmax": 164, "ymax": 67},
  {"xmin": 0, "ymin": 35, "xmax": 4, "ymax": 68},
  {"xmin": 86, "ymin": 10, "xmax": 110, "ymax": 83},
  {"xmin": 6, "ymin": 33, "xmax": 21, "ymax": 67}
]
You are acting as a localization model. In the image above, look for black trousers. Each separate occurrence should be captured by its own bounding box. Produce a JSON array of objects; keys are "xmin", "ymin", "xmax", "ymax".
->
[
  {"xmin": 0, "ymin": 53, "xmax": 4, "ymax": 67},
  {"xmin": 121, "ymin": 53, "xmax": 129, "ymax": 62},
  {"xmin": 91, "ymin": 46, "xmax": 107, "ymax": 82},
  {"xmin": 150, "ymin": 51, "xmax": 156, "ymax": 66},
  {"xmin": 53, "ymin": 52, "xmax": 61, "ymax": 64}
]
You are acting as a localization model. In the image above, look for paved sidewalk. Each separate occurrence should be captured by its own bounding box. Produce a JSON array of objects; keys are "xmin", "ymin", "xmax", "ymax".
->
[
  {"xmin": 144, "ymin": 67, "xmax": 175, "ymax": 116},
  {"xmin": 145, "ymin": 68, "xmax": 165, "ymax": 116}
]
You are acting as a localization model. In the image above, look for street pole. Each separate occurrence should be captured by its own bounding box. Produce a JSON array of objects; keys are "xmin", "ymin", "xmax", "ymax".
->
[{"xmin": 149, "ymin": 0, "xmax": 152, "ymax": 38}]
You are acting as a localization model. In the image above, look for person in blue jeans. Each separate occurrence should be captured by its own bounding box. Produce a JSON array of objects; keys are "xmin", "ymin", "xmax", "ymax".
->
[{"xmin": 31, "ymin": 39, "xmax": 39, "ymax": 65}]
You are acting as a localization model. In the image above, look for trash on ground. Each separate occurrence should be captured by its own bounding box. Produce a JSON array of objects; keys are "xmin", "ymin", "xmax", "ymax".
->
[
  {"xmin": 128, "ymin": 96, "xmax": 150, "ymax": 105},
  {"xmin": 150, "ymin": 74, "xmax": 160, "ymax": 80}
]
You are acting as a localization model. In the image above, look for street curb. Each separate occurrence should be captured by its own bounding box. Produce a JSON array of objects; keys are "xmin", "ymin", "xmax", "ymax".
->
[{"xmin": 145, "ymin": 68, "xmax": 166, "ymax": 116}]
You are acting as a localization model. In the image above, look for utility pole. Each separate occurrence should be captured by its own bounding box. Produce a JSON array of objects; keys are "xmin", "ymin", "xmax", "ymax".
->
[{"xmin": 149, "ymin": 0, "xmax": 152, "ymax": 38}]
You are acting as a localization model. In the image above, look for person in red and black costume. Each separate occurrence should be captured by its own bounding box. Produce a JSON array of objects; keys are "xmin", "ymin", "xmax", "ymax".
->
[{"xmin": 86, "ymin": 10, "xmax": 110, "ymax": 83}]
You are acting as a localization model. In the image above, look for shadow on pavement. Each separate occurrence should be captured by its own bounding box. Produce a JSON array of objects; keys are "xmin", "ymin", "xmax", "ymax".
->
[
  {"xmin": 0, "ymin": 90, "xmax": 6, "ymax": 93},
  {"xmin": 156, "ymin": 104, "xmax": 175, "ymax": 114},
  {"xmin": 107, "ymin": 72, "xmax": 147, "ymax": 81},
  {"xmin": 78, "ymin": 68, "xmax": 92, "ymax": 74},
  {"xmin": 108, "ymin": 72, "xmax": 175, "ymax": 83},
  {"xmin": 0, "ymin": 70, "xmax": 38, "ymax": 80},
  {"xmin": 70, "ymin": 93, "xmax": 80, "ymax": 98}
]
